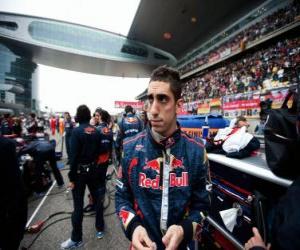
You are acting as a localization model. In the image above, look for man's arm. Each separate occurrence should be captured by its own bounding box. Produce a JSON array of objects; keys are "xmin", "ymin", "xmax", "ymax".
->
[
  {"xmin": 18, "ymin": 141, "xmax": 36, "ymax": 157},
  {"xmin": 115, "ymin": 150, "xmax": 142, "ymax": 240},
  {"xmin": 179, "ymin": 149, "xmax": 210, "ymax": 243},
  {"xmin": 68, "ymin": 129, "xmax": 81, "ymax": 182}
]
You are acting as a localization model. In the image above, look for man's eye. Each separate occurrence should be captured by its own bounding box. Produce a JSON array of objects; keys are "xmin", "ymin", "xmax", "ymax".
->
[
  {"xmin": 158, "ymin": 96, "xmax": 168, "ymax": 103},
  {"xmin": 147, "ymin": 98, "xmax": 154, "ymax": 104}
]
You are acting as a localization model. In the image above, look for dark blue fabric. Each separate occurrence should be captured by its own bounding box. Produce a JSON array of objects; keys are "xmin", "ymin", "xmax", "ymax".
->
[
  {"xmin": 96, "ymin": 122, "xmax": 113, "ymax": 154},
  {"xmin": 71, "ymin": 165, "xmax": 108, "ymax": 241},
  {"xmin": 115, "ymin": 126, "xmax": 209, "ymax": 249},
  {"xmin": 68, "ymin": 123, "xmax": 102, "ymax": 182},
  {"xmin": 118, "ymin": 113, "xmax": 143, "ymax": 140}
]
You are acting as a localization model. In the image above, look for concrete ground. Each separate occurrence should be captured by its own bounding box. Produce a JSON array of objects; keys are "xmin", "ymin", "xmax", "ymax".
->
[{"xmin": 20, "ymin": 132, "xmax": 130, "ymax": 250}]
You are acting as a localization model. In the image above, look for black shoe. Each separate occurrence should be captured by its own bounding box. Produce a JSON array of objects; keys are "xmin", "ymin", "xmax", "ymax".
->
[{"xmin": 83, "ymin": 204, "xmax": 95, "ymax": 213}]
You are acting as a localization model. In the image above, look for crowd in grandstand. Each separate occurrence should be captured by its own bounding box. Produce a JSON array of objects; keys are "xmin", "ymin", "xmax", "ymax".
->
[
  {"xmin": 182, "ymin": 37, "xmax": 300, "ymax": 103},
  {"xmin": 179, "ymin": 0, "xmax": 300, "ymax": 75}
]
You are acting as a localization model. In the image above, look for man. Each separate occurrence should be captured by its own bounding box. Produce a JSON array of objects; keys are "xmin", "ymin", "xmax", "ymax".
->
[
  {"xmin": 235, "ymin": 116, "xmax": 249, "ymax": 128},
  {"xmin": 64, "ymin": 112, "xmax": 74, "ymax": 164},
  {"xmin": 118, "ymin": 105, "xmax": 143, "ymax": 142},
  {"xmin": 18, "ymin": 139, "xmax": 65, "ymax": 191},
  {"xmin": 26, "ymin": 113, "xmax": 38, "ymax": 134},
  {"xmin": 115, "ymin": 66, "xmax": 210, "ymax": 250},
  {"xmin": 61, "ymin": 105, "xmax": 104, "ymax": 249},
  {"xmin": 245, "ymin": 177, "xmax": 300, "ymax": 250},
  {"xmin": 0, "ymin": 113, "xmax": 13, "ymax": 136},
  {"xmin": 0, "ymin": 137, "xmax": 27, "ymax": 250}
]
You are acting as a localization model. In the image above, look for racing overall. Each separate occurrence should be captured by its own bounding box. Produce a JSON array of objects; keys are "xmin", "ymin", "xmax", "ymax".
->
[
  {"xmin": 68, "ymin": 123, "xmax": 103, "ymax": 242},
  {"xmin": 115, "ymin": 125, "xmax": 210, "ymax": 249}
]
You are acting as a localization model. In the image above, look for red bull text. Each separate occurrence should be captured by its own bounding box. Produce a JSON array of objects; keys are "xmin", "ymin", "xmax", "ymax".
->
[{"xmin": 139, "ymin": 172, "xmax": 188, "ymax": 189}]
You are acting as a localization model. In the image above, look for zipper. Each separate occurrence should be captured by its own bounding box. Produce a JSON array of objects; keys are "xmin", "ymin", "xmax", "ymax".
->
[{"xmin": 160, "ymin": 148, "xmax": 171, "ymax": 234}]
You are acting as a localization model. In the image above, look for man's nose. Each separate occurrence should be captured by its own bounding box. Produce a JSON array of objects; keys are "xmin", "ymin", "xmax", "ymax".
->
[{"xmin": 149, "ymin": 99, "xmax": 159, "ymax": 116}]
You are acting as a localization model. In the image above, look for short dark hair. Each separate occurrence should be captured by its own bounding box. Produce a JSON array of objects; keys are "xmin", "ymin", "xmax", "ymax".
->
[
  {"xmin": 149, "ymin": 65, "xmax": 182, "ymax": 101},
  {"xmin": 235, "ymin": 116, "xmax": 247, "ymax": 125},
  {"xmin": 99, "ymin": 109, "xmax": 111, "ymax": 124},
  {"xmin": 124, "ymin": 105, "xmax": 133, "ymax": 114},
  {"xmin": 75, "ymin": 105, "xmax": 91, "ymax": 124}
]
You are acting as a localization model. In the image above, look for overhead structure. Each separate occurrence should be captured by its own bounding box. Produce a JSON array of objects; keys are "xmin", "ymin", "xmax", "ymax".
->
[{"xmin": 0, "ymin": 12, "xmax": 177, "ymax": 78}]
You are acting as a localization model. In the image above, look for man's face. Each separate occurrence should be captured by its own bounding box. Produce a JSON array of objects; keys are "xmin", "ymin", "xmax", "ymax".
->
[
  {"xmin": 237, "ymin": 120, "xmax": 249, "ymax": 128},
  {"xmin": 94, "ymin": 112, "xmax": 100, "ymax": 123},
  {"xmin": 146, "ymin": 81, "xmax": 182, "ymax": 137}
]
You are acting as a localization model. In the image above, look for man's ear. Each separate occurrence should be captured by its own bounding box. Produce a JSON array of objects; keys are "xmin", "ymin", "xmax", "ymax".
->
[{"xmin": 176, "ymin": 98, "xmax": 184, "ymax": 114}]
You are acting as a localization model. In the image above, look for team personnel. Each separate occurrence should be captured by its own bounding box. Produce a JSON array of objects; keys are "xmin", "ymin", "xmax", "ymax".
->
[
  {"xmin": 116, "ymin": 105, "xmax": 143, "ymax": 166},
  {"xmin": 18, "ymin": 139, "xmax": 65, "ymax": 191},
  {"xmin": 0, "ymin": 137, "xmax": 27, "ymax": 250},
  {"xmin": 26, "ymin": 113, "xmax": 38, "ymax": 134},
  {"xmin": 64, "ymin": 112, "xmax": 74, "ymax": 164},
  {"xmin": 118, "ymin": 105, "xmax": 143, "ymax": 143},
  {"xmin": 115, "ymin": 66, "xmax": 210, "ymax": 250},
  {"xmin": 61, "ymin": 105, "xmax": 104, "ymax": 249},
  {"xmin": 0, "ymin": 113, "xmax": 13, "ymax": 136},
  {"xmin": 83, "ymin": 109, "xmax": 113, "ymax": 221}
]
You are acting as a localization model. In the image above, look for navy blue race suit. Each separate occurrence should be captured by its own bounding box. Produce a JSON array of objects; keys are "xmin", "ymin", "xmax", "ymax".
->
[
  {"xmin": 115, "ymin": 125, "xmax": 210, "ymax": 250},
  {"xmin": 118, "ymin": 113, "xmax": 143, "ymax": 143},
  {"xmin": 18, "ymin": 140, "xmax": 64, "ymax": 188},
  {"xmin": 92, "ymin": 122, "xmax": 113, "ymax": 228},
  {"xmin": 0, "ymin": 137, "xmax": 27, "ymax": 250},
  {"xmin": 64, "ymin": 118, "xmax": 74, "ymax": 161},
  {"xmin": 68, "ymin": 123, "xmax": 106, "ymax": 242}
]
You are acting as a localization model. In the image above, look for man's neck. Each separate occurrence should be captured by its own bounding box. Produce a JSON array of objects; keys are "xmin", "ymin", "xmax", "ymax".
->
[
  {"xmin": 151, "ymin": 128, "xmax": 166, "ymax": 143},
  {"xmin": 151, "ymin": 124, "xmax": 178, "ymax": 143}
]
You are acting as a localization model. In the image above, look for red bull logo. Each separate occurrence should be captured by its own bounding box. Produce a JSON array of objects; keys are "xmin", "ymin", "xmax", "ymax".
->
[
  {"xmin": 101, "ymin": 127, "xmax": 110, "ymax": 134},
  {"xmin": 143, "ymin": 158, "xmax": 162, "ymax": 173},
  {"xmin": 84, "ymin": 127, "xmax": 96, "ymax": 134},
  {"xmin": 170, "ymin": 155, "xmax": 184, "ymax": 172},
  {"xmin": 139, "ymin": 172, "xmax": 189, "ymax": 189}
]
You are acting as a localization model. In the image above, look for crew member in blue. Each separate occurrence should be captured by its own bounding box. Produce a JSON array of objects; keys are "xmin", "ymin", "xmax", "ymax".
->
[
  {"xmin": 115, "ymin": 66, "xmax": 210, "ymax": 250},
  {"xmin": 61, "ymin": 105, "xmax": 104, "ymax": 249},
  {"xmin": 83, "ymin": 109, "xmax": 113, "ymax": 223},
  {"xmin": 0, "ymin": 113, "xmax": 13, "ymax": 136},
  {"xmin": 0, "ymin": 137, "xmax": 27, "ymax": 250},
  {"xmin": 18, "ymin": 139, "xmax": 64, "ymax": 191},
  {"xmin": 118, "ymin": 105, "xmax": 143, "ymax": 143},
  {"xmin": 64, "ymin": 111, "xmax": 74, "ymax": 164},
  {"xmin": 116, "ymin": 105, "xmax": 143, "ymax": 165}
]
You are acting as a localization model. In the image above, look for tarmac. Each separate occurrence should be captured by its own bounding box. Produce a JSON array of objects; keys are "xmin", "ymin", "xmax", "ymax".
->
[{"xmin": 20, "ymin": 132, "xmax": 130, "ymax": 250}]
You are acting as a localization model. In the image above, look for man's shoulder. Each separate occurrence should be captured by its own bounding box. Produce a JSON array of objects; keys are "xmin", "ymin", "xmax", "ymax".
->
[
  {"xmin": 180, "ymin": 130, "xmax": 205, "ymax": 149},
  {"xmin": 123, "ymin": 130, "xmax": 147, "ymax": 148}
]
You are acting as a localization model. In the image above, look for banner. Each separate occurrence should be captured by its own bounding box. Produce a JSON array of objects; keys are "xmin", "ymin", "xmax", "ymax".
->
[
  {"xmin": 222, "ymin": 91, "xmax": 260, "ymax": 118},
  {"xmin": 231, "ymin": 43, "xmax": 239, "ymax": 52},
  {"xmin": 209, "ymin": 53, "xmax": 220, "ymax": 63},
  {"xmin": 197, "ymin": 103, "xmax": 210, "ymax": 114},
  {"xmin": 210, "ymin": 98, "xmax": 221, "ymax": 107},
  {"xmin": 114, "ymin": 101, "xmax": 144, "ymax": 109},
  {"xmin": 220, "ymin": 48, "xmax": 231, "ymax": 58},
  {"xmin": 222, "ymin": 99, "xmax": 260, "ymax": 110}
]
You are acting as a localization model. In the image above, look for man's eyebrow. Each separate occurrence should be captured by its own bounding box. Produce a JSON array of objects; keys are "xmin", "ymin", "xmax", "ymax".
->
[
  {"xmin": 147, "ymin": 93, "xmax": 169, "ymax": 99},
  {"xmin": 157, "ymin": 94, "xmax": 168, "ymax": 99}
]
